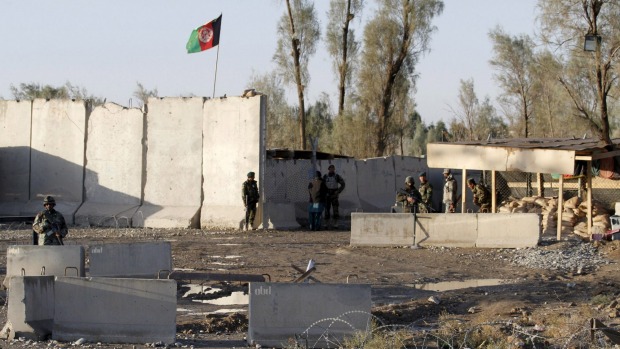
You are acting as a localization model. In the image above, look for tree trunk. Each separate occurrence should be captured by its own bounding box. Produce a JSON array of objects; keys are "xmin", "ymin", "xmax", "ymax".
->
[
  {"xmin": 286, "ymin": 0, "xmax": 307, "ymax": 150},
  {"xmin": 337, "ymin": 0, "xmax": 352, "ymax": 117}
]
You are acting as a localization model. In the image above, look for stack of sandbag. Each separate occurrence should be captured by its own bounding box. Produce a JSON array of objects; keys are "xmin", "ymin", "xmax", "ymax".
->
[{"xmin": 498, "ymin": 196, "xmax": 610, "ymax": 239}]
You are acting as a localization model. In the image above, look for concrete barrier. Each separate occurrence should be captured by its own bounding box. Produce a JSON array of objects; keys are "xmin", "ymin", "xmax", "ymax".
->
[
  {"xmin": 247, "ymin": 282, "xmax": 371, "ymax": 347},
  {"xmin": 88, "ymin": 242, "xmax": 172, "ymax": 278},
  {"xmin": 23, "ymin": 99, "xmax": 88, "ymax": 223},
  {"xmin": 356, "ymin": 157, "xmax": 396, "ymax": 212},
  {"xmin": 0, "ymin": 100, "xmax": 32, "ymax": 216},
  {"xmin": 1, "ymin": 276, "xmax": 55, "ymax": 340},
  {"xmin": 201, "ymin": 96, "xmax": 266, "ymax": 229},
  {"xmin": 350, "ymin": 213, "xmax": 540, "ymax": 248},
  {"xmin": 53, "ymin": 277, "xmax": 177, "ymax": 344},
  {"xmin": 75, "ymin": 103, "xmax": 144, "ymax": 227},
  {"xmin": 4, "ymin": 245, "xmax": 85, "ymax": 288},
  {"xmin": 133, "ymin": 97, "xmax": 204, "ymax": 228}
]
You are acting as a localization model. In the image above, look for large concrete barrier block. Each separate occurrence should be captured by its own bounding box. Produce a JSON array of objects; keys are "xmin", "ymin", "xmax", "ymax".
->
[
  {"xmin": 3, "ymin": 276, "xmax": 55, "ymax": 340},
  {"xmin": 132, "ymin": 204, "xmax": 200, "ymax": 228},
  {"xmin": 89, "ymin": 242, "xmax": 172, "ymax": 278},
  {"xmin": 356, "ymin": 157, "xmax": 396, "ymax": 212},
  {"xmin": 76, "ymin": 103, "xmax": 143, "ymax": 227},
  {"xmin": 248, "ymin": 283, "xmax": 371, "ymax": 348},
  {"xmin": 416, "ymin": 214, "xmax": 478, "ymax": 247},
  {"xmin": 0, "ymin": 100, "xmax": 32, "ymax": 215},
  {"xmin": 4, "ymin": 246, "xmax": 85, "ymax": 288},
  {"xmin": 53, "ymin": 277, "xmax": 177, "ymax": 344},
  {"xmin": 25, "ymin": 99, "xmax": 87, "ymax": 223},
  {"xmin": 476, "ymin": 213, "xmax": 540, "ymax": 248},
  {"xmin": 201, "ymin": 96, "xmax": 266, "ymax": 229},
  {"xmin": 264, "ymin": 202, "xmax": 300, "ymax": 230},
  {"xmin": 350, "ymin": 213, "xmax": 415, "ymax": 246}
]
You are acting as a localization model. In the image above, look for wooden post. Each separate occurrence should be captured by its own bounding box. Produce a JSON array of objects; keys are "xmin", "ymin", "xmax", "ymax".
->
[
  {"xmin": 491, "ymin": 170, "xmax": 497, "ymax": 213},
  {"xmin": 537, "ymin": 173, "xmax": 543, "ymax": 197},
  {"xmin": 462, "ymin": 169, "xmax": 467, "ymax": 213},
  {"xmin": 557, "ymin": 176, "xmax": 564, "ymax": 241},
  {"xmin": 587, "ymin": 161, "xmax": 593, "ymax": 239}
]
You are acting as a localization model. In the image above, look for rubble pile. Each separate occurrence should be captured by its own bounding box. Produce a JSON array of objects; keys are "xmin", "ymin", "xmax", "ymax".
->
[
  {"xmin": 498, "ymin": 196, "xmax": 611, "ymax": 239},
  {"xmin": 504, "ymin": 241, "xmax": 611, "ymax": 273}
]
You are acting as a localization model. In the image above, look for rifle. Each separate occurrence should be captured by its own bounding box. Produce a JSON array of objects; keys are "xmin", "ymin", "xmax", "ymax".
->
[
  {"xmin": 48, "ymin": 223, "xmax": 64, "ymax": 245},
  {"xmin": 396, "ymin": 189, "xmax": 434, "ymax": 213}
]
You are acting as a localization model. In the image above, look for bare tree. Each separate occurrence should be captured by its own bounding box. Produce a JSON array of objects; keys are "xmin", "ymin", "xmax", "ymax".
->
[
  {"xmin": 358, "ymin": 0, "xmax": 444, "ymax": 156},
  {"xmin": 133, "ymin": 82, "xmax": 158, "ymax": 107},
  {"xmin": 273, "ymin": 0, "xmax": 320, "ymax": 150},
  {"xmin": 326, "ymin": 0, "xmax": 364, "ymax": 116},
  {"xmin": 538, "ymin": 0, "xmax": 620, "ymax": 145},
  {"xmin": 489, "ymin": 26, "xmax": 536, "ymax": 138}
]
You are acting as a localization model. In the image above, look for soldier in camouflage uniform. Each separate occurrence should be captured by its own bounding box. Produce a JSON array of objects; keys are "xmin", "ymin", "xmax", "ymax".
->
[
  {"xmin": 242, "ymin": 172, "xmax": 260, "ymax": 230},
  {"xmin": 418, "ymin": 172, "xmax": 433, "ymax": 213},
  {"xmin": 467, "ymin": 178, "xmax": 491, "ymax": 213},
  {"xmin": 32, "ymin": 196, "xmax": 68, "ymax": 245},
  {"xmin": 443, "ymin": 168, "xmax": 458, "ymax": 213},
  {"xmin": 396, "ymin": 176, "xmax": 422, "ymax": 213}
]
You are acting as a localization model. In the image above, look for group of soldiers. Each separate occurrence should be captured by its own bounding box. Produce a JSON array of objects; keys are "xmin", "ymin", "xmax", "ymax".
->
[{"xmin": 396, "ymin": 168, "xmax": 492, "ymax": 213}]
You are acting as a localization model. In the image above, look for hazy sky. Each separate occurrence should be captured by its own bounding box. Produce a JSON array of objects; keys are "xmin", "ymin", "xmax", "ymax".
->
[{"xmin": 0, "ymin": 0, "xmax": 537, "ymax": 124}]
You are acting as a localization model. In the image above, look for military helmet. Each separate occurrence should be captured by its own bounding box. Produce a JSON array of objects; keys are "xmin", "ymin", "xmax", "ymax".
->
[
  {"xmin": 443, "ymin": 168, "xmax": 451, "ymax": 174},
  {"xmin": 247, "ymin": 171, "xmax": 255, "ymax": 178},
  {"xmin": 405, "ymin": 176, "xmax": 414, "ymax": 184},
  {"xmin": 43, "ymin": 196, "xmax": 56, "ymax": 205}
]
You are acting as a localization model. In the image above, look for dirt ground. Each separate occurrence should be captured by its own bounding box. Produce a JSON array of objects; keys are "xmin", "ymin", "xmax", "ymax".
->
[{"xmin": 0, "ymin": 222, "xmax": 619, "ymax": 348}]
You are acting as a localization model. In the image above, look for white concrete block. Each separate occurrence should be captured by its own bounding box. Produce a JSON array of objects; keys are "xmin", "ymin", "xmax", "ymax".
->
[
  {"xmin": 75, "ymin": 103, "xmax": 143, "ymax": 227},
  {"xmin": 476, "ymin": 213, "xmax": 540, "ymax": 248},
  {"xmin": 53, "ymin": 277, "xmax": 177, "ymax": 344},
  {"xmin": 416, "ymin": 213, "xmax": 478, "ymax": 247},
  {"xmin": 356, "ymin": 157, "xmax": 396, "ymax": 212},
  {"xmin": 4, "ymin": 245, "xmax": 85, "ymax": 289},
  {"xmin": 201, "ymin": 96, "xmax": 266, "ymax": 229},
  {"xmin": 88, "ymin": 242, "xmax": 172, "ymax": 278},
  {"xmin": 247, "ymin": 283, "xmax": 371, "ymax": 348},
  {"xmin": 135, "ymin": 97, "xmax": 203, "ymax": 228},
  {"xmin": 4, "ymin": 276, "xmax": 55, "ymax": 340},
  {"xmin": 24, "ymin": 99, "xmax": 87, "ymax": 223},
  {"xmin": 0, "ymin": 100, "xmax": 32, "ymax": 215},
  {"xmin": 264, "ymin": 202, "xmax": 300, "ymax": 229},
  {"xmin": 350, "ymin": 213, "xmax": 415, "ymax": 246}
]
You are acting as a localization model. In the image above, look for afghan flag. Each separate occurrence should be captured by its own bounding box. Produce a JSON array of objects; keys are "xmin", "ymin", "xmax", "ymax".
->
[{"xmin": 186, "ymin": 15, "xmax": 222, "ymax": 54}]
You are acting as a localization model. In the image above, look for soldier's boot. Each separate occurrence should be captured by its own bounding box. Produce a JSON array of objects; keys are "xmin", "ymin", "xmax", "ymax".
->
[
  {"xmin": 244, "ymin": 222, "xmax": 248, "ymax": 231},
  {"xmin": 250, "ymin": 221, "xmax": 256, "ymax": 230},
  {"xmin": 333, "ymin": 218, "xmax": 339, "ymax": 230}
]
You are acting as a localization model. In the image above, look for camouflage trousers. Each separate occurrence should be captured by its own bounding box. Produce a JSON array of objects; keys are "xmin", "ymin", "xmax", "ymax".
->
[
  {"xmin": 245, "ymin": 202, "xmax": 257, "ymax": 227},
  {"xmin": 477, "ymin": 203, "xmax": 491, "ymax": 213},
  {"xmin": 324, "ymin": 192, "xmax": 340, "ymax": 220}
]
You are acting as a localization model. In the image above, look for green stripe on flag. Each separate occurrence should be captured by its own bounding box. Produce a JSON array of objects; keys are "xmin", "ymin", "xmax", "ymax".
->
[{"xmin": 186, "ymin": 29, "xmax": 201, "ymax": 54}]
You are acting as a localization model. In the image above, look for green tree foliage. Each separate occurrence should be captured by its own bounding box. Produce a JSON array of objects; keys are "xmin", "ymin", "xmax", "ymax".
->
[
  {"xmin": 274, "ymin": 0, "xmax": 321, "ymax": 150},
  {"xmin": 306, "ymin": 92, "xmax": 334, "ymax": 150},
  {"xmin": 133, "ymin": 82, "xmax": 158, "ymax": 108},
  {"xmin": 10, "ymin": 82, "xmax": 104, "ymax": 105},
  {"xmin": 247, "ymin": 71, "xmax": 296, "ymax": 149},
  {"xmin": 538, "ymin": 0, "xmax": 620, "ymax": 145},
  {"xmin": 489, "ymin": 26, "xmax": 536, "ymax": 138},
  {"xmin": 326, "ymin": 0, "xmax": 364, "ymax": 116},
  {"xmin": 358, "ymin": 0, "xmax": 443, "ymax": 156}
]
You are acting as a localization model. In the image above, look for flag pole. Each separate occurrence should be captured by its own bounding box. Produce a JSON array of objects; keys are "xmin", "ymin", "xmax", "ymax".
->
[
  {"xmin": 212, "ymin": 13, "xmax": 222, "ymax": 99},
  {"xmin": 212, "ymin": 43, "xmax": 220, "ymax": 99}
]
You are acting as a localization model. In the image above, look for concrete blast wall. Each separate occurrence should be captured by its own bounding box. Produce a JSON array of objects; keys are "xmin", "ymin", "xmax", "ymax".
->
[
  {"xmin": 248, "ymin": 282, "xmax": 371, "ymax": 347},
  {"xmin": 24, "ymin": 99, "xmax": 87, "ymax": 223},
  {"xmin": 75, "ymin": 103, "xmax": 144, "ymax": 227},
  {"xmin": 53, "ymin": 277, "xmax": 177, "ymax": 344},
  {"xmin": 3, "ymin": 276, "xmax": 55, "ymax": 341},
  {"xmin": 356, "ymin": 157, "xmax": 397, "ymax": 212},
  {"xmin": 0, "ymin": 101, "xmax": 32, "ymax": 216},
  {"xmin": 88, "ymin": 242, "xmax": 172, "ymax": 278},
  {"xmin": 350, "ymin": 213, "xmax": 541, "ymax": 248},
  {"xmin": 132, "ymin": 97, "xmax": 204, "ymax": 228},
  {"xmin": 201, "ymin": 96, "xmax": 266, "ymax": 229},
  {"xmin": 4, "ymin": 245, "xmax": 85, "ymax": 288}
]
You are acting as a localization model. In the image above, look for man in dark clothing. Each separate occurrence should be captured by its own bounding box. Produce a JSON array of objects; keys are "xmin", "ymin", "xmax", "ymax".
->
[
  {"xmin": 323, "ymin": 164, "xmax": 345, "ymax": 228},
  {"xmin": 242, "ymin": 171, "xmax": 260, "ymax": 230}
]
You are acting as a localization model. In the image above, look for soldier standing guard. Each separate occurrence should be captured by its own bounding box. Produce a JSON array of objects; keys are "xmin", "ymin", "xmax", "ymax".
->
[
  {"xmin": 242, "ymin": 172, "xmax": 260, "ymax": 230},
  {"xmin": 32, "ymin": 196, "xmax": 68, "ymax": 245},
  {"xmin": 418, "ymin": 172, "xmax": 433, "ymax": 213},
  {"xmin": 323, "ymin": 164, "xmax": 345, "ymax": 229},
  {"xmin": 443, "ymin": 168, "xmax": 458, "ymax": 213},
  {"xmin": 467, "ymin": 178, "xmax": 491, "ymax": 213},
  {"xmin": 396, "ymin": 176, "xmax": 422, "ymax": 213}
]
